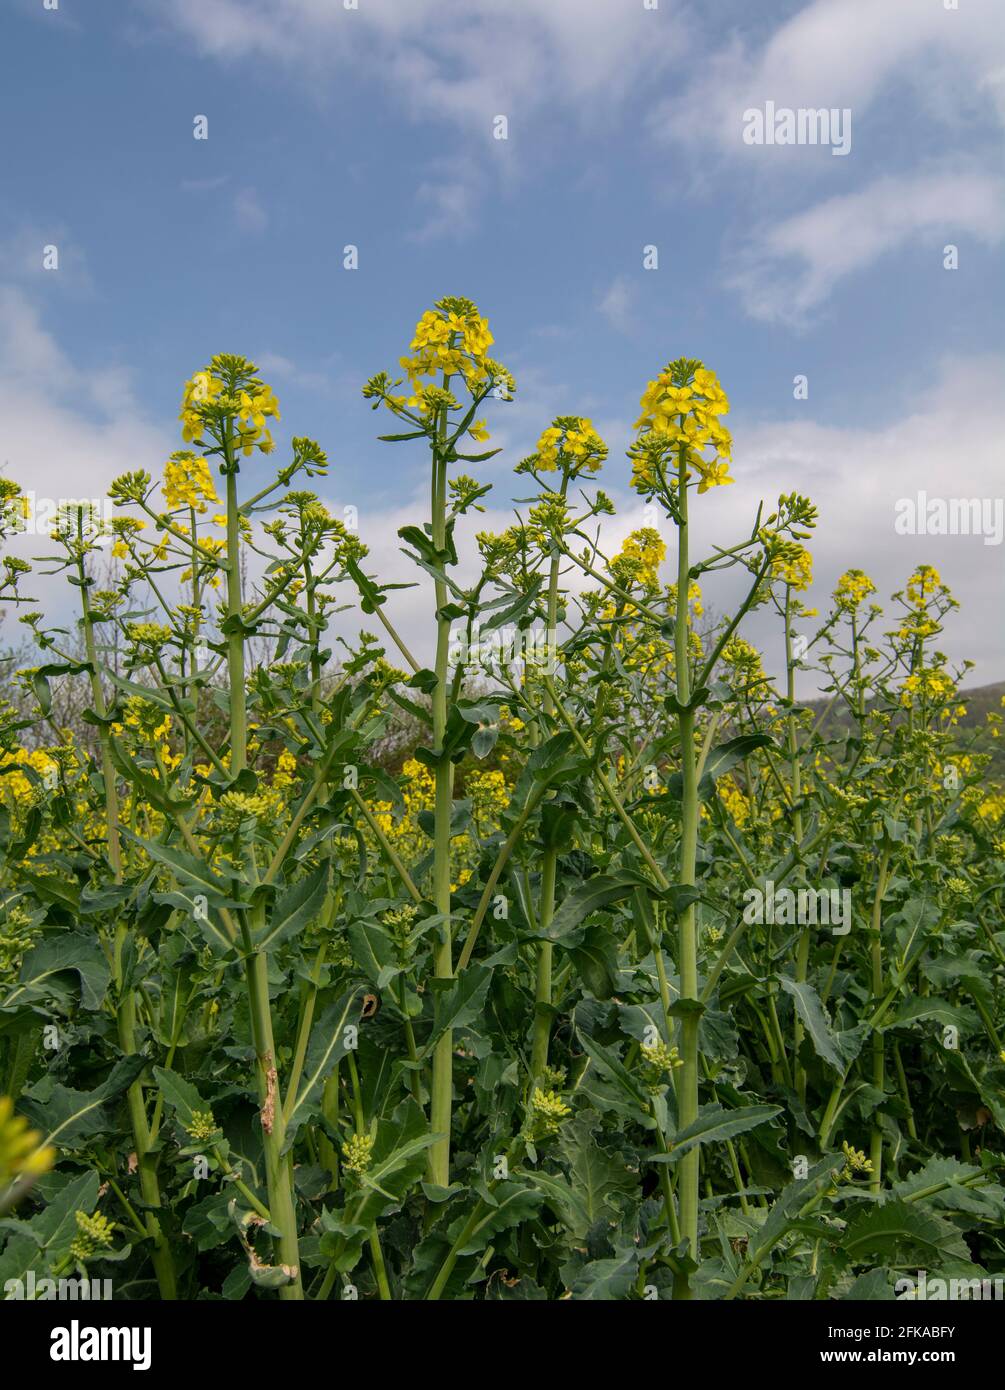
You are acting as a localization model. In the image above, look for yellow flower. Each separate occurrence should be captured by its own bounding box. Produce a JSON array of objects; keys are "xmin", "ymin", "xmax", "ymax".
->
[
  {"xmin": 610, "ymin": 528, "xmax": 666, "ymax": 591},
  {"xmin": 0, "ymin": 1095, "xmax": 55, "ymax": 1186},
  {"xmin": 533, "ymin": 416, "xmax": 607, "ymax": 474},
  {"xmin": 342, "ymin": 1131, "xmax": 375, "ymax": 1175},
  {"xmin": 833, "ymin": 569, "xmax": 875, "ymax": 613},
  {"xmin": 695, "ymin": 458, "xmax": 734, "ymax": 493},
  {"xmin": 163, "ymin": 452, "xmax": 221, "ymax": 513},
  {"xmin": 528, "ymin": 1088, "xmax": 572, "ymax": 1137},
  {"xmin": 69, "ymin": 1209, "xmax": 115, "ymax": 1261},
  {"xmin": 773, "ymin": 545, "xmax": 813, "ymax": 591}
]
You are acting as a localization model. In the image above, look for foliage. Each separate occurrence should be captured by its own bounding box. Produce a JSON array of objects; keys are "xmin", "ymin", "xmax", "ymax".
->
[{"xmin": 0, "ymin": 306, "xmax": 1003, "ymax": 1302}]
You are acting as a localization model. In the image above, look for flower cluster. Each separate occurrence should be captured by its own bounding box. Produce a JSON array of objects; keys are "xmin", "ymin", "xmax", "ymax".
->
[
  {"xmin": 184, "ymin": 1110, "xmax": 219, "ymax": 1143},
  {"xmin": 69, "ymin": 1209, "xmax": 116, "ymax": 1261},
  {"xmin": 529, "ymin": 417, "xmax": 608, "ymax": 476},
  {"xmin": 180, "ymin": 354, "xmax": 280, "ymax": 458},
  {"xmin": 630, "ymin": 360, "xmax": 733, "ymax": 497},
  {"xmin": 525, "ymin": 1087, "xmax": 572, "ymax": 1142},
  {"xmin": 0, "ymin": 1096, "xmax": 55, "ymax": 1187},
  {"xmin": 342, "ymin": 1131, "xmax": 375, "ymax": 1176},
  {"xmin": 773, "ymin": 545, "xmax": 813, "ymax": 592},
  {"xmin": 833, "ymin": 569, "xmax": 876, "ymax": 614},
  {"xmin": 162, "ymin": 452, "xmax": 221, "ymax": 512}
]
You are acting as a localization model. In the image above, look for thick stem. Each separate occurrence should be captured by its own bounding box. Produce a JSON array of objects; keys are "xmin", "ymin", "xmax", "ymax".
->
[
  {"xmin": 673, "ymin": 448, "xmax": 701, "ymax": 1296},
  {"xmin": 429, "ymin": 417, "xmax": 454, "ymax": 1187},
  {"xmin": 785, "ymin": 588, "xmax": 810, "ymax": 1103},
  {"xmin": 224, "ymin": 465, "xmax": 247, "ymax": 772},
  {"xmin": 223, "ymin": 451, "xmax": 301, "ymax": 1296},
  {"xmin": 530, "ymin": 851, "xmax": 557, "ymax": 1082},
  {"xmin": 79, "ymin": 539, "xmax": 176, "ymax": 1298},
  {"xmin": 530, "ymin": 516, "xmax": 565, "ymax": 1084},
  {"xmin": 868, "ymin": 849, "xmax": 891, "ymax": 1192},
  {"xmin": 244, "ymin": 934, "xmax": 303, "ymax": 1299}
]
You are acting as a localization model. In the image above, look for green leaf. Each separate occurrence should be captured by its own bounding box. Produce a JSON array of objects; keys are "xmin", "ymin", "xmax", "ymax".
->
[
  {"xmin": 841, "ymin": 1200, "xmax": 970, "ymax": 1263},
  {"xmin": 778, "ymin": 976, "xmax": 864, "ymax": 1073},
  {"xmin": 547, "ymin": 871, "xmax": 653, "ymax": 942},
  {"xmin": 668, "ymin": 734, "xmax": 773, "ymax": 800},
  {"xmin": 253, "ymin": 868, "xmax": 328, "ymax": 952},
  {"xmin": 566, "ymin": 1246, "xmax": 640, "ymax": 1300},
  {"xmin": 19, "ymin": 1056, "xmax": 146, "ymax": 1151},
  {"xmin": 348, "ymin": 919, "xmax": 401, "ymax": 990},
  {"xmin": 18, "ymin": 870, "xmax": 80, "ymax": 913},
  {"xmin": 152, "ymin": 1066, "xmax": 209, "ymax": 1132},
  {"xmin": 524, "ymin": 1116, "xmax": 637, "ymax": 1239},
  {"xmin": 5, "ymin": 933, "xmax": 109, "ymax": 1011},
  {"xmin": 122, "ymin": 828, "xmax": 243, "ymax": 914},
  {"xmin": 283, "ymin": 986, "xmax": 365, "ymax": 1150},
  {"xmin": 0, "ymin": 1171, "xmax": 100, "ymax": 1283},
  {"xmin": 422, "ymin": 965, "xmax": 493, "ymax": 1058},
  {"xmin": 654, "ymin": 1103, "xmax": 781, "ymax": 1162},
  {"xmin": 109, "ymin": 737, "xmax": 197, "ymax": 814},
  {"xmin": 566, "ymin": 926, "xmax": 623, "ymax": 1000}
]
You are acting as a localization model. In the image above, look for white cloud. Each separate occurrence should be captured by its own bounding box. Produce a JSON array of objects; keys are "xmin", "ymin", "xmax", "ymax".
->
[
  {"xmin": 318, "ymin": 356, "xmax": 1005, "ymax": 689},
  {"xmin": 2, "ymin": 287, "xmax": 1001, "ymax": 690},
  {"xmin": 0, "ymin": 226, "xmax": 92, "ymax": 296},
  {"xmin": 154, "ymin": 0, "xmax": 686, "ymax": 130},
  {"xmin": 655, "ymin": 0, "xmax": 1005, "ymax": 164},
  {"xmin": 597, "ymin": 275, "xmax": 638, "ymax": 336},
  {"xmin": 728, "ymin": 169, "xmax": 1005, "ymax": 324},
  {"xmin": 410, "ymin": 158, "xmax": 482, "ymax": 242},
  {"xmin": 682, "ymin": 354, "xmax": 1005, "ymax": 688},
  {"xmin": 0, "ymin": 289, "xmax": 172, "ymax": 633},
  {"xmin": 234, "ymin": 187, "xmax": 268, "ymax": 233}
]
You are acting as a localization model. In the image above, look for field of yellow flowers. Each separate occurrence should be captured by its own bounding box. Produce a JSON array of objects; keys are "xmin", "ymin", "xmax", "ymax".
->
[{"xmin": 1, "ymin": 298, "xmax": 1003, "ymax": 1301}]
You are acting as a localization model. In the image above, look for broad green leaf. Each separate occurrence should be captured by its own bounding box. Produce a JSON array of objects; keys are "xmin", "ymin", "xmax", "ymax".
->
[
  {"xmin": 152, "ymin": 1066, "xmax": 209, "ymax": 1132},
  {"xmin": 841, "ymin": 1200, "xmax": 970, "ymax": 1263},
  {"xmin": 122, "ymin": 828, "xmax": 243, "ymax": 915},
  {"xmin": 421, "ymin": 964, "xmax": 493, "ymax": 1057},
  {"xmin": 654, "ymin": 1103, "xmax": 781, "ymax": 1162},
  {"xmin": 778, "ymin": 976, "xmax": 865, "ymax": 1073},
  {"xmin": 283, "ymin": 986, "xmax": 365, "ymax": 1150},
  {"xmin": 253, "ymin": 867, "xmax": 328, "ymax": 952},
  {"xmin": 5, "ymin": 933, "xmax": 109, "ymax": 1011},
  {"xmin": 547, "ymin": 872, "xmax": 653, "ymax": 942},
  {"xmin": 0, "ymin": 1171, "xmax": 100, "ymax": 1284},
  {"xmin": 19, "ymin": 1056, "xmax": 146, "ymax": 1151}
]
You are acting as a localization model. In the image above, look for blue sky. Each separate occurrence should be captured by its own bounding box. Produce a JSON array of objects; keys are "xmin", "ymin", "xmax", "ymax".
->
[{"xmin": 2, "ymin": 0, "xmax": 1003, "ymax": 681}]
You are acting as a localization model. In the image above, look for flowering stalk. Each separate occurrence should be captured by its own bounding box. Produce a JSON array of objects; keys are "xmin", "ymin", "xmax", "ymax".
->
[
  {"xmin": 785, "ymin": 586, "xmax": 810, "ymax": 1102},
  {"xmin": 222, "ymin": 435, "xmax": 303, "ymax": 1298},
  {"xmin": 75, "ymin": 521, "xmax": 176, "ymax": 1300},
  {"xmin": 530, "ymin": 472, "xmax": 569, "ymax": 1085},
  {"xmin": 672, "ymin": 441, "xmax": 702, "ymax": 1288},
  {"xmin": 429, "ymin": 389, "xmax": 455, "ymax": 1188}
]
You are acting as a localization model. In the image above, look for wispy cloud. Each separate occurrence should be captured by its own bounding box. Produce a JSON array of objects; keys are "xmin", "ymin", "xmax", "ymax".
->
[
  {"xmin": 728, "ymin": 169, "xmax": 1005, "ymax": 324},
  {"xmin": 234, "ymin": 187, "xmax": 268, "ymax": 233},
  {"xmin": 654, "ymin": 0, "xmax": 1005, "ymax": 166},
  {"xmin": 156, "ymin": 0, "xmax": 687, "ymax": 129},
  {"xmin": 597, "ymin": 275, "xmax": 638, "ymax": 336}
]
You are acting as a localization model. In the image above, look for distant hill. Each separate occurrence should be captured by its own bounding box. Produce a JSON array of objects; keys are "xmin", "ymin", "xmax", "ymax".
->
[{"xmin": 804, "ymin": 681, "xmax": 1005, "ymax": 782}]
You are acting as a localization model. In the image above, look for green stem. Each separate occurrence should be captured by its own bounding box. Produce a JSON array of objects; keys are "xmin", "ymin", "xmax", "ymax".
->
[
  {"xmin": 429, "ymin": 400, "xmax": 454, "ymax": 1188},
  {"xmin": 78, "ymin": 530, "xmax": 176, "ymax": 1299},
  {"xmin": 672, "ymin": 446, "xmax": 701, "ymax": 1295},
  {"xmin": 243, "ymin": 921, "xmax": 303, "ymax": 1299}
]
